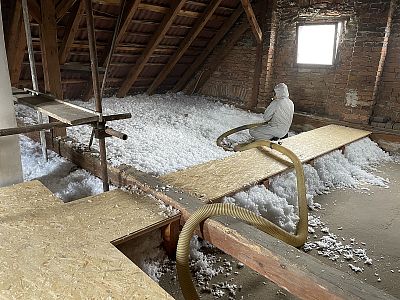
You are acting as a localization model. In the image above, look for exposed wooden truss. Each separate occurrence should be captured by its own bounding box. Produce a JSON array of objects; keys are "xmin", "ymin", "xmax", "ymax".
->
[
  {"xmin": 173, "ymin": 6, "xmax": 244, "ymax": 92},
  {"xmin": 9, "ymin": 0, "xmax": 249, "ymax": 97},
  {"xmin": 240, "ymin": 0, "xmax": 262, "ymax": 43},
  {"xmin": 117, "ymin": 0, "xmax": 187, "ymax": 97},
  {"xmin": 59, "ymin": 0, "xmax": 85, "ymax": 65},
  {"xmin": 147, "ymin": 0, "xmax": 224, "ymax": 95}
]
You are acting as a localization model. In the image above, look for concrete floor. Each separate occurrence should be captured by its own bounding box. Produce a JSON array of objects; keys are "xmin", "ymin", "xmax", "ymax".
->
[{"xmin": 307, "ymin": 161, "xmax": 400, "ymax": 299}]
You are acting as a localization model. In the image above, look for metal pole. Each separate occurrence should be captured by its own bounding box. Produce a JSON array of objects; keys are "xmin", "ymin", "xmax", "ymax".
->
[
  {"xmin": 21, "ymin": 0, "xmax": 48, "ymax": 161},
  {"xmin": 84, "ymin": 0, "xmax": 109, "ymax": 191}
]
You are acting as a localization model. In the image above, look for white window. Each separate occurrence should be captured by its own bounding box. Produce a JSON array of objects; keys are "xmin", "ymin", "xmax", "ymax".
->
[{"xmin": 297, "ymin": 23, "xmax": 342, "ymax": 65}]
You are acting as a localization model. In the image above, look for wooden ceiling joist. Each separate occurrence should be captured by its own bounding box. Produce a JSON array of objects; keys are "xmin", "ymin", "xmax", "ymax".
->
[
  {"xmin": 240, "ymin": 0, "xmax": 262, "ymax": 43},
  {"xmin": 56, "ymin": 0, "xmax": 77, "ymax": 21},
  {"xmin": 173, "ymin": 5, "xmax": 244, "ymax": 92},
  {"xmin": 59, "ymin": 0, "xmax": 85, "ymax": 65},
  {"xmin": 147, "ymin": 0, "xmax": 224, "ymax": 95},
  {"xmin": 116, "ymin": 0, "xmax": 187, "ymax": 98}
]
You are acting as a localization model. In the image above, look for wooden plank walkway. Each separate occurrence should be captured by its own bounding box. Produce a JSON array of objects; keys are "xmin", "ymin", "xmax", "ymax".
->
[
  {"xmin": 161, "ymin": 125, "xmax": 371, "ymax": 201},
  {"xmin": 0, "ymin": 181, "xmax": 175, "ymax": 299},
  {"xmin": 13, "ymin": 88, "xmax": 98, "ymax": 125}
]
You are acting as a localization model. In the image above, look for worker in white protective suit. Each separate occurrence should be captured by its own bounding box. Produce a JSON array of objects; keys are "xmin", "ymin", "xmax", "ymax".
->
[{"xmin": 249, "ymin": 83, "xmax": 294, "ymax": 141}]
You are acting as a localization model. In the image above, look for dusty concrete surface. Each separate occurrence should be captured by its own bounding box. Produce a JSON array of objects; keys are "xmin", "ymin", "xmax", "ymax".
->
[{"xmin": 307, "ymin": 161, "xmax": 400, "ymax": 299}]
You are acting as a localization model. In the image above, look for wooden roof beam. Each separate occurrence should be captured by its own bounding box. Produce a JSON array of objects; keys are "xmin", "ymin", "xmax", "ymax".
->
[
  {"xmin": 147, "ymin": 0, "xmax": 223, "ymax": 95},
  {"xmin": 56, "ymin": 0, "xmax": 77, "ymax": 21},
  {"xmin": 240, "ymin": 0, "xmax": 262, "ymax": 44},
  {"xmin": 100, "ymin": 0, "xmax": 141, "ymax": 66},
  {"xmin": 193, "ymin": 22, "xmax": 249, "ymax": 93},
  {"xmin": 59, "ymin": 0, "xmax": 85, "ymax": 64},
  {"xmin": 173, "ymin": 5, "xmax": 243, "ymax": 92},
  {"xmin": 27, "ymin": 0, "xmax": 42, "ymax": 23},
  {"xmin": 117, "ymin": 0, "xmax": 187, "ymax": 98}
]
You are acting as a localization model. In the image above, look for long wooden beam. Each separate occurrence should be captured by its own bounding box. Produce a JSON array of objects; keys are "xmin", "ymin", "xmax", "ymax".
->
[
  {"xmin": 82, "ymin": 0, "xmax": 141, "ymax": 101},
  {"xmin": 194, "ymin": 22, "xmax": 249, "ymax": 93},
  {"xmin": 101, "ymin": 0, "xmax": 141, "ymax": 65},
  {"xmin": 241, "ymin": 0, "xmax": 262, "ymax": 44},
  {"xmin": 248, "ymin": 0, "xmax": 267, "ymax": 109},
  {"xmin": 147, "ymin": 0, "xmax": 223, "ymax": 95},
  {"xmin": 56, "ymin": 0, "xmax": 77, "ymax": 21},
  {"xmin": 116, "ymin": 0, "xmax": 187, "ymax": 97},
  {"xmin": 22, "ymin": 128, "xmax": 396, "ymax": 300},
  {"xmin": 7, "ymin": 0, "xmax": 27, "ymax": 86},
  {"xmin": 59, "ymin": 0, "xmax": 85, "ymax": 65},
  {"xmin": 173, "ymin": 5, "xmax": 243, "ymax": 92},
  {"xmin": 40, "ymin": 0, "xmax": 66, "ymax": 137}
]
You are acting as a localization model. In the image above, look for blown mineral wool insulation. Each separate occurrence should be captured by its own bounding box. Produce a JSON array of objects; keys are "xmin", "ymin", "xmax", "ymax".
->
[{"xmin": 16, "ymin": 94, "xmax": 397, "ymax": 295}]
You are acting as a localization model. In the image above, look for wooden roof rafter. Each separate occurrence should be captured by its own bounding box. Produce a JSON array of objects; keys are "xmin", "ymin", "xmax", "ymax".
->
[
  {"xmin": 116, "ymin": 0, "xmax": 187, "ymax": 98},
  {"xmin": 147, "ymin": 0, "xmax": 224, "ymax": 95},
  {"xmin": 240, "ymin": 0, "xmax": 262, "ymax": 43}
]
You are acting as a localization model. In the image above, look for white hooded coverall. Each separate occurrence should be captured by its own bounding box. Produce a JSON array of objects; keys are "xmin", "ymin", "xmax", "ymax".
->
[{"xmin": 249, "ymin": 83, "xmax": 294, "ymax": 140}]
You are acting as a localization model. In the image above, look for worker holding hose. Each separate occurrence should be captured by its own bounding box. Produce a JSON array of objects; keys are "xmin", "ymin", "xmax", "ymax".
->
[{"xmin": 249, "ymin": 83, "xmax": 294, "ymax": 141}]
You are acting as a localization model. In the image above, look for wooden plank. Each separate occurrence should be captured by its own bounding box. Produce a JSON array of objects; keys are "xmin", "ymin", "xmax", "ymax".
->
[
  {"xmin": 56, "ymin": 0, "xmax": 77, "ymax": 21},
  {"xmin": 0, "ymin": 181, "xmax": 174, "ymax": 299},
  {"xmin": 7, "ymin": 1, "xmax": 26, "ymax": 86},
  {"xmin": 161, "ymin": 125, "xmax": 372, "ymax": 201},
  {"xmin": 147, "ymin": 0, "xmax": 224, "ymax": 95},
  {"xmin": 22, "ymin": 128, "xmax": 396, "ymax": 300},
  {"xmin": 173, "ymin": 6, "xmax": 244, "ymax": 92},
  {"xmin": 16, "ymin": 95, "xmax": 99, "ymax": 125},
  {"xmin": 116, "ymin": 0, "xmax": 187, "ymax": 97},
  {"xmin": 59, "ymin": 0, "xmax": 85, "ymax": 64},
  {"xmin": 240, "ymin": 0, "xmax": 262, "ymax": 44}
]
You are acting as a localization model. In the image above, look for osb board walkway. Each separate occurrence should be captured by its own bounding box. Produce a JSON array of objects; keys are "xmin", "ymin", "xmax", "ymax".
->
[
  {"xmin": 161, "ymin": 125, "xmax": 371, "ymax": 201},
  {"xmin": 13, "ymin": 88, "xmax": 98, "ymax": 125},
  {"xmin": 0, "ymin": 181, "xmax": 174, "ymax": 299}
]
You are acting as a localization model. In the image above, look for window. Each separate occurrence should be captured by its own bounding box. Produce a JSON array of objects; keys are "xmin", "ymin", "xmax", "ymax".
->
[{"xmin": 297, "ymin": 23, "xmax": 342, "ymax": 65}]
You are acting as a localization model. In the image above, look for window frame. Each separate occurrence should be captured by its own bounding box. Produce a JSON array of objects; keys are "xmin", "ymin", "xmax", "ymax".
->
[{"xmin": 296, "ymin": 21, "xmax": 342, "ymax": 67}]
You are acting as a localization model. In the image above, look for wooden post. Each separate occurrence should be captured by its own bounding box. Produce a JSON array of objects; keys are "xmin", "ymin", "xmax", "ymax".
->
[
  {"xmin": 6, "ymin": 0, "xmax": 26, "ymax": 86},
  {"xmin": 162, "ymin": 219, "xmax": 180, "ymax": 258},
  {"xmin": 84, "ymin": 0, "xmax": 109, "ymax": 192},
  {"xmin": 247, "ymin": 0, "xmax": 267, "ymax": 110},
  {"xmin": 56, "ymin": 0, "xmax": 77, "ymax": 21},
  {"xmin": 40, "ymin": 0, "xmax": 66, "ymax": 138}
]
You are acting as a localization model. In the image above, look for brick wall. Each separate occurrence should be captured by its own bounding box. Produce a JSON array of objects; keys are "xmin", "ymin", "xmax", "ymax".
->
[{"xmin": 196, "ymin": 0, "xmax": 395, "ymax": 125}]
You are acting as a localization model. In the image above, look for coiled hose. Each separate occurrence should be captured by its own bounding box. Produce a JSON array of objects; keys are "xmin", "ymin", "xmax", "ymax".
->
[{"xmin": 176, "ymin": 125, "xmax": 308, "ymax": 300}]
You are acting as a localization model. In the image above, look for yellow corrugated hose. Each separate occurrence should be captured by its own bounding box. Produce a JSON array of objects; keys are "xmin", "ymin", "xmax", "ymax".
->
[{"xmin": 176, "ymin": 125, "xmax": 308, "ymax": 300}]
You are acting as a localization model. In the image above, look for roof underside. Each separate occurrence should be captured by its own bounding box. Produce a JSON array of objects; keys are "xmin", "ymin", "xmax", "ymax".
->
[{"xmin": 5, "ymin": 0, "xmax": 245, "ymax": 99}]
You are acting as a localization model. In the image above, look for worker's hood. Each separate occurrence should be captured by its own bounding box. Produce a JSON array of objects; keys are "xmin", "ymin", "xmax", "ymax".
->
[{"xmin": 274, "ymin": 83, "xmax": 289, "ymax": 100}]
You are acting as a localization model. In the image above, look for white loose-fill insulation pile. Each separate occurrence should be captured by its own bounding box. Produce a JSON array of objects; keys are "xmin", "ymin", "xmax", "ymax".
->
[
  {"xmin": 16, "ymin": 93, "xmax": 398, "ymax": 297},
  {"xmin": 20, "ymin": 135, "xmax": 103, "ymax": 202}
]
